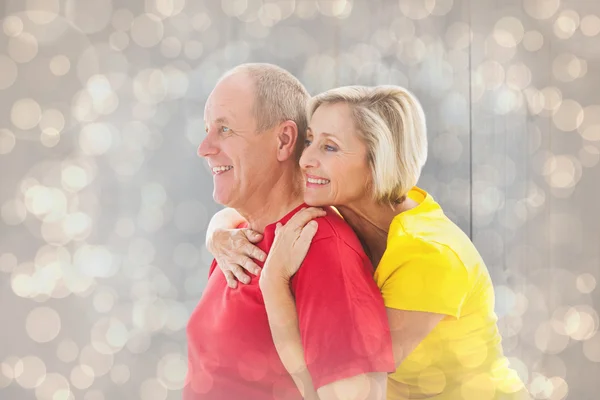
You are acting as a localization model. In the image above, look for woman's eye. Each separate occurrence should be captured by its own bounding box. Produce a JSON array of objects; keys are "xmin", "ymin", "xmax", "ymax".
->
[
  {"xmin": 221, "ymin": 126, "xmax": 230, "ymax": 133},
  {"xmin": 325, "ymin": 144, "xmax": 337, "ymax": 152},
  {"xmin": 304, "ymin": 139, "xmax": 312, "ymax": 147}
]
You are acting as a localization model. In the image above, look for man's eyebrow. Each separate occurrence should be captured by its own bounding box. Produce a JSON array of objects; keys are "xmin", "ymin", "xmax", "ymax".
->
[{"xmin": 214, "ymin": 117, "xmax": 230, "ymax": 124}]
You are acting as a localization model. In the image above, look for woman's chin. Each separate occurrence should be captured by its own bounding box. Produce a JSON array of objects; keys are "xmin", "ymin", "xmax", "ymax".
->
[{"xmin": 303, "ymin": 195, "xmax": 330, "ymax": 207}]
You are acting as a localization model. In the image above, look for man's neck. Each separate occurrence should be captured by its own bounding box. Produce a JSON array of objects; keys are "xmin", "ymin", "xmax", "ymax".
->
[{"xmin": 238, "ymin": 170, "xmax": 305, "ymax": 233}]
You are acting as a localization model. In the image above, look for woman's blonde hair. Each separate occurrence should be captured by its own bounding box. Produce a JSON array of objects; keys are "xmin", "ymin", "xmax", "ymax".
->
[{"xmin": 308, "ymin": 85, "xmax": 428, "ymax": 205}]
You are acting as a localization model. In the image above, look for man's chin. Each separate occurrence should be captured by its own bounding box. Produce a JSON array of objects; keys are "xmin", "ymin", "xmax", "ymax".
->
[{"xmin": 212, "ymin": 191, "xmax": 232, "ymax": 207}]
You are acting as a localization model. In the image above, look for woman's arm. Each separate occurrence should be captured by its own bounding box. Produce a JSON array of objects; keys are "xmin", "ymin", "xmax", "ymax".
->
[
  {"xmin": 260, "ymin": 275, "xmax": 387, "ymax": 400},
  {"xmin": 205, "ymin": 207, "xmax": 247, "ymax": 249},
  {"xmin": 259, "ymin": 209, "xmax": 387, "ymax": 400},
  {"xmin": 259, "ymin": 275, "xmax": 319, "ymax": 400},
  {"xmin": 385, "ymin": 308, "xmax": 445, "ymax": 368}
]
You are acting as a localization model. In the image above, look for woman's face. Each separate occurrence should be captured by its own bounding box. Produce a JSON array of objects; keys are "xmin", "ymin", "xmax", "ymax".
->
[{"xmin": 300, "ymin": 102, "xmax": 372, "ymax": 207}]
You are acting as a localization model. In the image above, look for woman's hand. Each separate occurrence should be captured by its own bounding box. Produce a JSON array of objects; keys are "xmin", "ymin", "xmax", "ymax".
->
[
  {"xmin": 208, "ymin": 228, "xmax": 267, "ymax": 288},
  {"xmin": 260, "ymin": 207, "xmax": 326, "ymax": 284}
]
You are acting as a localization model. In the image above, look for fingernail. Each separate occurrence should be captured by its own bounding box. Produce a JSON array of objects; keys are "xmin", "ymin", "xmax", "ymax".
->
[
  {"xmin": 243, "ymin": 277, "xmax": 250, "ymax": 284},
  {"xmin": 254, "ymin": 268, "xmax": 261, "ymax": 275}
]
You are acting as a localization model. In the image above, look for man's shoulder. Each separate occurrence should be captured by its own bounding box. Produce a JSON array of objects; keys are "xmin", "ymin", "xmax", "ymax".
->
[{"xmin": 309, "ymin": 206, "xmax": 365, "ymax": 257}]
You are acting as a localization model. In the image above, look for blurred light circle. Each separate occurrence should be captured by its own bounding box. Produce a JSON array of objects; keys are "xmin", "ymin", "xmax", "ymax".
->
[
  {"xmin": 398, "ymin": 0, "xmax": 431, "ymax": 20},
  {"xmin": 26, "ymin": 307, "xmax": 61, "ymax": 343},
  {"xmin": 583, "ymin": 333, "xmax": 600, "ymax": 362},
  {"xmin": 522, "ymin": 30, "xmax": 544, "ymax": 51},
  {"xmin": 126, "ymin": 329, "xmax": 151, "ymax": 354},
  {"xmin": 130, "ymin": 14, "xmax": 164, "ymax": 48},
  {"xmin": 34, "ymin": 372, "xmax": 71, "ymax": 400},
  {"xmin": 79, "ymin": 123, "xmax": 115, "ymax": 155},
  {"xmin": 26, "ymin": 0, "xmax": 60, "ymax": 25},
  {"xmin": 14, "ymin": 356, "xmax": 46, "ymax": 389},
  {"xmin": 578, "ymin": 105, "xmax": 600, "ymax": 141},
  {"xmin": 155, "ymin": 0, "xmax": 186, "ymax": 18},
  {"xmin": 554, "ymin": 10, "xmax": 579, "ymax": 39},
  {"xmin": 65, "ymin": 0, "xmax": 113, "ymax": 34},
  {"xmin": 160, "ymin": 37, "xmax": 182, "ymax": 58},
  {"xmin": 579, "ymin": 145, "xmax": 600, "ymax": 168},
  {"xmin": 184, "ymin": 40, "xmax": 204, "ymax": 60},
  {"xmin": 506, "ymin": 63, "xmax": 532, "ymax": 90},
  {"xmin": 426, "ymin": 0, "xmax": 454, "ymax": 16},
  {"xmin": 49, "ymin": 55, "xmax": 71, "ymax": 76},
  {"xmin": 0, "ymin": 55, "xmax": 18, "ymax": 90},
  {"xmin": 524, "ymin": 0, "xmax": 560, "ymax": 20},
  {"xmin": 8, "ymin": 33, "xmax": 38, "ymax": 64},
  {"xmin": 91, "ymin": 317, "xmax": 128, "ymax": 355},
  {"xmin": 157, "ymin": 353, "xmax": 187, "ymax": 390},
  {"xmin": 3, "ymin": 16, "xmax": 24, "ymax": 37},
  {"xmin": 534, "ymin": 321, "xmax": 569, "ymax": 354},
  {"xmin": 112, "ymin": 8, "xmax": 134, "ymax": 31},
  {"xmin": 0, "ymin": 129, "xmax": 16, "ymax": 155},
  {"xmin": 493, "ymin": 17, "xmax": 524, "ymax": 47},
  {"xmin": 140, "ymin": 378, "xmax": 168, "ymax": 400},
  {"xmin": 110, "ymin": 364, "xmax": 130, "ymax": 385},
  {"xmin": 541, "ymin": 86, "xmax": 562, "ymax": 111},
  {"xmin": 84, "ymin": 390, "xmax": 104, "ymax": 400},
  {"xmin": 576, "ymin": 273, "xmax": 597, "ymax": 294},
  {"xmin": 109, "ymin": 31, "xmax": 130, "ymax": 51},
  {"xmin": 552, "ymin": 99, "xmax": 584, "ymax": 131},
  {"xmin": 40, "ymin": 129, "xmax": 60, "ymax": 148},
  {"xmin": 57, "ymin": 339, "xmax": 79, "ymax": 363},
  {"xmin": 11, "ymin": 98, "xmax": 42, "ymax": 130},
  {"xmin": 133, "ymin": 68, "xmax": 167, "ymax": 104},
  {"xmin": 79, "ymin": 345, "xmax": 114, "ymax": 377},
  {"xmin": 93, "ymin": 288, "xmax": 117, "ymax": 313},
  {"xmin": 581, "ymin": 15, "xmax": 600, "ymax": 36},
  {"xmin": 70, "ymin": 365, "xmax": 95, "ymax": 390}
]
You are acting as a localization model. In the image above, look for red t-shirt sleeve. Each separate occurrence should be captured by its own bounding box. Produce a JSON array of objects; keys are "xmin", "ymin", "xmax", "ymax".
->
[{"xmin": 290, "ymin": 236, "xmax": 395, "ymax": 390}]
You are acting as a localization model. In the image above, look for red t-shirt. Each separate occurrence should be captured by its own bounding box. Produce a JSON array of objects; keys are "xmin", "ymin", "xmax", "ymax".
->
[{"xmin": 184, "ymin": 204, "xmax": 394, "ymax": 400}]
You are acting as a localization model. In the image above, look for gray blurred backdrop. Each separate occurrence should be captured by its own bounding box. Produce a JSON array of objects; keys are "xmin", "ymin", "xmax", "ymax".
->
[{"xmin": 1, "ymin": 0, "xmax": 599, "ymax": 399}]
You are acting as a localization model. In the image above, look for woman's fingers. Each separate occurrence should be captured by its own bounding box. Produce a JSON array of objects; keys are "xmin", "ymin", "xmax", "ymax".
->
[
  {"xmin": 296, "ymin": 221, "xmax": 319, "ymax": 254},
  {"xmin": 288, "ymin": 207, "xmax": 326, "ymax": 231}
]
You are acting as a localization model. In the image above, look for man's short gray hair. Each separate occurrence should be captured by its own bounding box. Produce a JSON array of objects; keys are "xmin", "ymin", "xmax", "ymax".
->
[{"xmin": 221, "ymin": 63, "xmax": 310, "ymax": 160}]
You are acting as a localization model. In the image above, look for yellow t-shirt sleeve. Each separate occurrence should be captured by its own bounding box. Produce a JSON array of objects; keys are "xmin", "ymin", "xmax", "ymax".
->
[{"xmin": 378, "ymin": 239, "xmax": 471, "ymax": 318}]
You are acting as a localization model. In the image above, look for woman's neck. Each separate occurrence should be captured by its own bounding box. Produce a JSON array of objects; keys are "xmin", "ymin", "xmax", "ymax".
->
[{"xmin": 336, "ymin": 196, "xmax": 419, "ymax": 267}]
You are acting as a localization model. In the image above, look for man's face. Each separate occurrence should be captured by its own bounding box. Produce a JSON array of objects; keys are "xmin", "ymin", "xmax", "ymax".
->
[{"xmin": 199, "ymin": 73, "xmax": 276, "ymax": 209}]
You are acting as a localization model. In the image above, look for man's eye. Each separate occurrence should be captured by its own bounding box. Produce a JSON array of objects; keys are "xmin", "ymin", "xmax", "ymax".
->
[
  {"xmin": 221, "ymin": 126, "xmax": 230, "ymax": 133},
  {"xmin": 325, "ymin": 144, "xmax": 337, "ymax": 152}
]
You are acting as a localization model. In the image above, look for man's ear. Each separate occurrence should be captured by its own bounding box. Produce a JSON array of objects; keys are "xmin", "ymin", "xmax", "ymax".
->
[{"xmin": 276, "ymin": 120, "xmax": 298, "ymax": 162}]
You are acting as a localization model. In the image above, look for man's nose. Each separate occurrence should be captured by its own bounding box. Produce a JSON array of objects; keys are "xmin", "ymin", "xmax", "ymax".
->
[{"xmin": 198, "ymin": 133, "xmax": 218, "ymax": 158}]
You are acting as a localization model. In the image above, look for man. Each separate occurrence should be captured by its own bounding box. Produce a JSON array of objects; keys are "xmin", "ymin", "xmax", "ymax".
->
[{"xmin": 185, "ymin": 63, "xmax": 394, "ymax": 400}]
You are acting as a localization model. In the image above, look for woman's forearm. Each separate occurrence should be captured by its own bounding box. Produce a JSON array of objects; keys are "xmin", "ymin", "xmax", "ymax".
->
[
  {"xmin": 206, "ymin": 207, "xmax": 247, "ymax": 249},
  {"xmin": 260, "ymin": 276, "xmax": 319, "ymax": 400}
]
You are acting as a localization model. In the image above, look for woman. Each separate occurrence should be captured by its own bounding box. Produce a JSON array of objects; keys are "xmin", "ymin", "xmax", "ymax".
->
[{"xmin": 205, "ymin": 86, "xmax": 529, "ymax": 399}]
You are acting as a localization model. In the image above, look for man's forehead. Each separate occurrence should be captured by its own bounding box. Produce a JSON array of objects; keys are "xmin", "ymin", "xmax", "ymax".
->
[
  {"xmin": 204, "ymin": 97, "xmax": 239, "ymax": 124},
  {"xmin": 204, "ymin": 81, "xmax": 254, "ymax": 123}
]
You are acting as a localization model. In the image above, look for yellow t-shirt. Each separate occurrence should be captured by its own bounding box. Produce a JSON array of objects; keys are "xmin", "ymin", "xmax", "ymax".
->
[{"xmin": 373, "ymin": 187, "xmax": 526, "ymax": 400}]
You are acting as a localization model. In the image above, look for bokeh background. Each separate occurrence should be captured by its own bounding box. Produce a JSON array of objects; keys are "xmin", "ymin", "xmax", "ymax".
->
[{"xmin": 1, "ymin": 0, "xmax": 599, "ymax": 399}]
